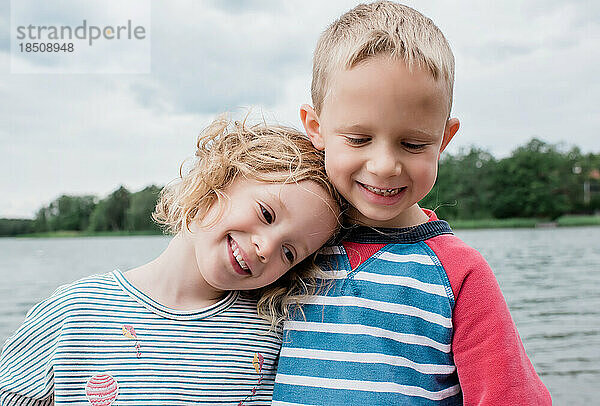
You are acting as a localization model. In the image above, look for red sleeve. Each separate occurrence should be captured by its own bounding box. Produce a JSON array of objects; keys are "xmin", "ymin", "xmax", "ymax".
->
[{"xmin": 426, "ymin": 234, "xmax": 552, "ymax": 405}]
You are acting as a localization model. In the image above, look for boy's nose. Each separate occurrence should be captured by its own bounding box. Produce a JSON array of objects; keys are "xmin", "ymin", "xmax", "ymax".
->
[{"xmin": 365, "ymin": 151, "xmax": 400, "ymax": 178}]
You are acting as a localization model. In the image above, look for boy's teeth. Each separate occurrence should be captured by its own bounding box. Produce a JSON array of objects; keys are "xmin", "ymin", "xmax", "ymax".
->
[{"xmin": 363, "ymin": 184, "xmax": 400, "ymax": 196}]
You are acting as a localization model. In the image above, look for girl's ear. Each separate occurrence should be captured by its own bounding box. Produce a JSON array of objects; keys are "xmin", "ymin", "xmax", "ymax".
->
[{"xmin": 300, "ymin": 104, "xmax": 325, "ymax": 150}]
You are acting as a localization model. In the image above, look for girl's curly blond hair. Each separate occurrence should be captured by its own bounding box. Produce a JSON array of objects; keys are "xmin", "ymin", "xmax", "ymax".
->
[{"xmin": 153, "ymin": 114, "xmax": 341, "ymax": 328}]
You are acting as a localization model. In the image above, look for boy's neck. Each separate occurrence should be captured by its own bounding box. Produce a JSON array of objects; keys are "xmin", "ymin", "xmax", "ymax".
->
[{"xmin": 347, "ymin": 203, "xmax": 430, "ymax": 228}]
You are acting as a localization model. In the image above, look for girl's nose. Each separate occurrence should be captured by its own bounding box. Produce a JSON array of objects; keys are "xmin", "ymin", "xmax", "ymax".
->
[{"xmin": 253, "ymin": 234, "xmax": 277, "ymax": 263}]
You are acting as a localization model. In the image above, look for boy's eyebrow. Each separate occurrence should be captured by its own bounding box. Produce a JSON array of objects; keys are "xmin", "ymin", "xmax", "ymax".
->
[
  {"xmin": 403, "ymin": 128, "xmax": 437, "ymax": 139},
  {"xmin": 336, "ymin": 124, "xmax": 437, "ymax": 139},
  {"xmin": 335, "ymin": 124, "xmax": 374, "ymax": 133}
]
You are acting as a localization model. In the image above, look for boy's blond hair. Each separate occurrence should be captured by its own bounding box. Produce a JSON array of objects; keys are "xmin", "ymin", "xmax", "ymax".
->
[
  {"xmin": 153, "ymin": 115, "xmax": 340, "ymax": 328},
  {"xmin": 312, "ymin": 0, "xmax": 455, "ymax": 115}
]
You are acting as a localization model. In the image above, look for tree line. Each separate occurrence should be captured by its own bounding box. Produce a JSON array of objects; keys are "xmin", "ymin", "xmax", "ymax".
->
[
  {"xmin": 420, "ymin": 138, "xmax": 600, "ymax": 220},
  {"xmin": 1, "ymin": 138, "xmax": 599, "ymax": 237},
  {"xmin": 0, "ymin": 185, "xmax": 162, "ymax": 236}
]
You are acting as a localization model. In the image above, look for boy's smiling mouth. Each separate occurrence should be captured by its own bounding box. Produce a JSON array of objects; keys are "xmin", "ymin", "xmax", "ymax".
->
[
  {"xmin": 227, "ymin": 235, "xmax": 252, "ymax": 275},
  {"xmin": 358, "ymin": 181, "xmax": 405, "ymax": 197}
]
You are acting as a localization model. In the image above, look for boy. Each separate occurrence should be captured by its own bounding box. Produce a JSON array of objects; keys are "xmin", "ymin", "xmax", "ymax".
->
[{"xmin": 272, "ymin": 2, "xmax": 552, "ymax": 405}]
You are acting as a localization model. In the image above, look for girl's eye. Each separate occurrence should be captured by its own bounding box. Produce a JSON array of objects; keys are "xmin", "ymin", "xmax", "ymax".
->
[
  {"xmin": 403, "ymin": 142, "xmax": 426, "ymax": 150},
  {"xmin": 345, "ymin": 136, "xmax": 369, "ymax": 145},
  {"xmin": 283, "ymin": 246, "xmax": 295, "ymax": 264},
  {"xmin": 259, "ymin": 204, "xmax": 273, "ymax": 224}
]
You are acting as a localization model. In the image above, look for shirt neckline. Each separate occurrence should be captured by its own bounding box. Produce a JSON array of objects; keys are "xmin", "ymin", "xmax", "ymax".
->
[
  {"xmin": 111, "ymin": 269, "xmax": 238, "ymax": 321},
  {"xmin": 337, "ymin": 219, "xmax": 453, "ymax": 245}
]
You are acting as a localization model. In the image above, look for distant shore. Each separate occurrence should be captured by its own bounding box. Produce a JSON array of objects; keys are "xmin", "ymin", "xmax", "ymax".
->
[
  {"xmin": 13, "ymin": 230, "xmax": 164, "ymax": 238},
  {"xmin": 5, "ymin": 214, "xmax": 599, "ymax": 238},
  {"xmin": 450, "ymin": 214, "xmax": 600, "ymax": 229}
]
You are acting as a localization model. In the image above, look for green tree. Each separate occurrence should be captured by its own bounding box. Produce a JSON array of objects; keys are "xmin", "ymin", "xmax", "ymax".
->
[
  {"xmin": 489, "ymin": 139, "xmax": 571, "ymax": 219},
  {"xmin": 0, "ymin": 219, "xmax": 34, "ymax": 236},
  {"xmin": 88, "ymin": 186, "xmax": 131, "ymax": 231},
  {"xmin": 88, "ymin": 200, "xmax": 111, "ymax": 231},
  {"xmin": 570, "ymin": 150, "xmax": 600, "ymax": 213},
  {"xmin": 34, "ymin": 207, "xmax": 50, "ymax": 232},
  {"xmin": 126, "ymin": 185, "xmax": 162, "ymax": 231},
  {"xmin": 56, "ymin": 195, "xmax": 96, "ymax": 230},
  {"xmin": 33, "ymin": 195, "xmax": 96, "ymax": 231},
  {"xmin": 421, "ymin": 147, "xmax": 496, "ymax": 220}
]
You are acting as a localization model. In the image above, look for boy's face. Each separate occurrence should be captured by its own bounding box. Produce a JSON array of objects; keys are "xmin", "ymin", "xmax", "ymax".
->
[{"xmin": 302, "ymin": 56, "xmax": 459, "ymax": 227}]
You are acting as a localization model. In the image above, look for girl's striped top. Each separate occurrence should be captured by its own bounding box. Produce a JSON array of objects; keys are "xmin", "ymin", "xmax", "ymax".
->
[
  {"xmin": 0, "ymin": 270, "xmax": 281, "ymax": 405},
  {"xmin": 272, "ymin": 213, "xmax": 551, "ymax": 405}
]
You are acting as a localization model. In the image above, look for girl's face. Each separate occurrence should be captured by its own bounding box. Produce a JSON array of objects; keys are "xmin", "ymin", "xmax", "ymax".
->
[{"xmin": 186, "ymin": 178, "xmax": 338, "ymax": 293}]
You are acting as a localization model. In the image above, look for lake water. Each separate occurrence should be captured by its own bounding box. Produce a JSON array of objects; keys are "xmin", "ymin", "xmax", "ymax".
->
[{"xmin": 1, "ymin": 228, "xmax": 599, "ymax": 404}]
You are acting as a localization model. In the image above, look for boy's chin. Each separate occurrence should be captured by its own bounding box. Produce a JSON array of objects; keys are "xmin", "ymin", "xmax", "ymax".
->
[
  {"xmin": 347, "ymin": 206, "xmax": 399, "ymax": 227},
  {"xmin": 348, "ymin": 204, "xmax": 426, "ymax": 228}
]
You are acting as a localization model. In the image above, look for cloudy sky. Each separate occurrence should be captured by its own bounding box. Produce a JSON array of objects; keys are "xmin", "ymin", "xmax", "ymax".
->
[{"xmin": 1, "ymin": 0, "xmax": 598, "ymax": 218}]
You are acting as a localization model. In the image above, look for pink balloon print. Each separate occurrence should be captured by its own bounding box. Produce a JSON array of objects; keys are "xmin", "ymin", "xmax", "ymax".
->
[{"xmin": 85, "ymin": 374, "xmax": 118, "ymax": 406}]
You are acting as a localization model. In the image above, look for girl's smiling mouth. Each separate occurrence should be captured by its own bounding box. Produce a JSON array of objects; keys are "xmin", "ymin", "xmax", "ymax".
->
[{"xmin": 227, "ymin": 235, "xmax": 252, "ymax": 275}]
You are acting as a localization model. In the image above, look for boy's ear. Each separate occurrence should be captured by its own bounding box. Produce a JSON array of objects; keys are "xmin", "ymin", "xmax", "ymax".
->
[
  {"xmin": 300, "ymin": 104, "xmax": 325, "ymax": 151},
  {"xmin": 440, "ymin": 117, "xmax": 460, "ymax": 155}
]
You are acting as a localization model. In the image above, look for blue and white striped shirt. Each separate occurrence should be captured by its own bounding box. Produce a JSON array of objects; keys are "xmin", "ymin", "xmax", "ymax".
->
[
  {"xmin": 1, "ymin": 270, "xmax": 281, "ymax": 405},
  {"xmin": 272, "ymin": 221, "xmax": 462, "ymax": 405}
]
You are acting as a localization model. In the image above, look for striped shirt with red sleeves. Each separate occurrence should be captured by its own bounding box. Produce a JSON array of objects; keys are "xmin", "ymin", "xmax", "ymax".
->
[{"xmin": 273, "ymin": 211, "xmax": 551, "ymax": 405}]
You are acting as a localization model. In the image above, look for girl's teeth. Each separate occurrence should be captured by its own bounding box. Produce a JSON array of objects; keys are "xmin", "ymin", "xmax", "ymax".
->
[{"xmin": 230, "ymin": 239, "xmax": 249, "ymax": 271}]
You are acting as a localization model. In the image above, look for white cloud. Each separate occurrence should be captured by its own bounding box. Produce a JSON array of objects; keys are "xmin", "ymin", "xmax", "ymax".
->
[
  {"xmin": 1, "ymin": 51, "xmax": 211, "ymax": 217},
  {"xmin": 1, "ymin": 0, "xmax": 598, "ymax": 217}
]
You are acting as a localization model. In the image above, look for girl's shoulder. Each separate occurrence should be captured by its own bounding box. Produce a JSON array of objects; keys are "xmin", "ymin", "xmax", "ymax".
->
[
  {"xmin": 1, "ymin": 271, "xmax": 121, "ymax": 404},
  {"xmin": 3, "ymin": 271, "xmax": 124, "ymax": 363},
  {"xmin": 25, "ymin": 271, "xmax": 120, "ymax": 321},
  {"xmin": 51, "ymin": 271, "xmax": 119, "ymax": 296}
]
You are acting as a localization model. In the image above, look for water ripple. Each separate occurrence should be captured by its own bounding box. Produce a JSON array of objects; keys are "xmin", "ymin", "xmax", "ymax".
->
[
  {"xmin": 456, "ymin": 226, "xmax": 600, "ymax": 404},
  {"xmin": 1, "ymin": 230, "xmax": 599, "ymax": 404}
]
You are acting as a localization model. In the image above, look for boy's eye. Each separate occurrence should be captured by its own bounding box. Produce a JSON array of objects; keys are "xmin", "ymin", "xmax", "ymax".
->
[
  {"xmin": 283, "ymin": 246, "xmax": 295, "ymax": 264},
  {"xmin": 402, "ymin": 142, "xmax": 426, "ymax": 150},
  {"xmin": 344, "ymin": 136, "xmax": 369, "ymax": 145},
  {"xmin": 259, "ymin": 203, "xmax": 274, "ymax": 224}
]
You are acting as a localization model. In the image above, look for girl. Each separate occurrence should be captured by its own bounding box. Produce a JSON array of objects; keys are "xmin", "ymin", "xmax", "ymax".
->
[{"xmin": 0, "ymin": 116, "xmax": 340, "ymax": 405}]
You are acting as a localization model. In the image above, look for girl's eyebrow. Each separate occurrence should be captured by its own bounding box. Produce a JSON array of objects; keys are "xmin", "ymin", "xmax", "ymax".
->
[
  {"xmin": 266, "ymin": 192, "xmax": 289, "ymax": 216},
  {"xmin": 267, "ymin": 191, "xmax": 311, "ymax": 258}
]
